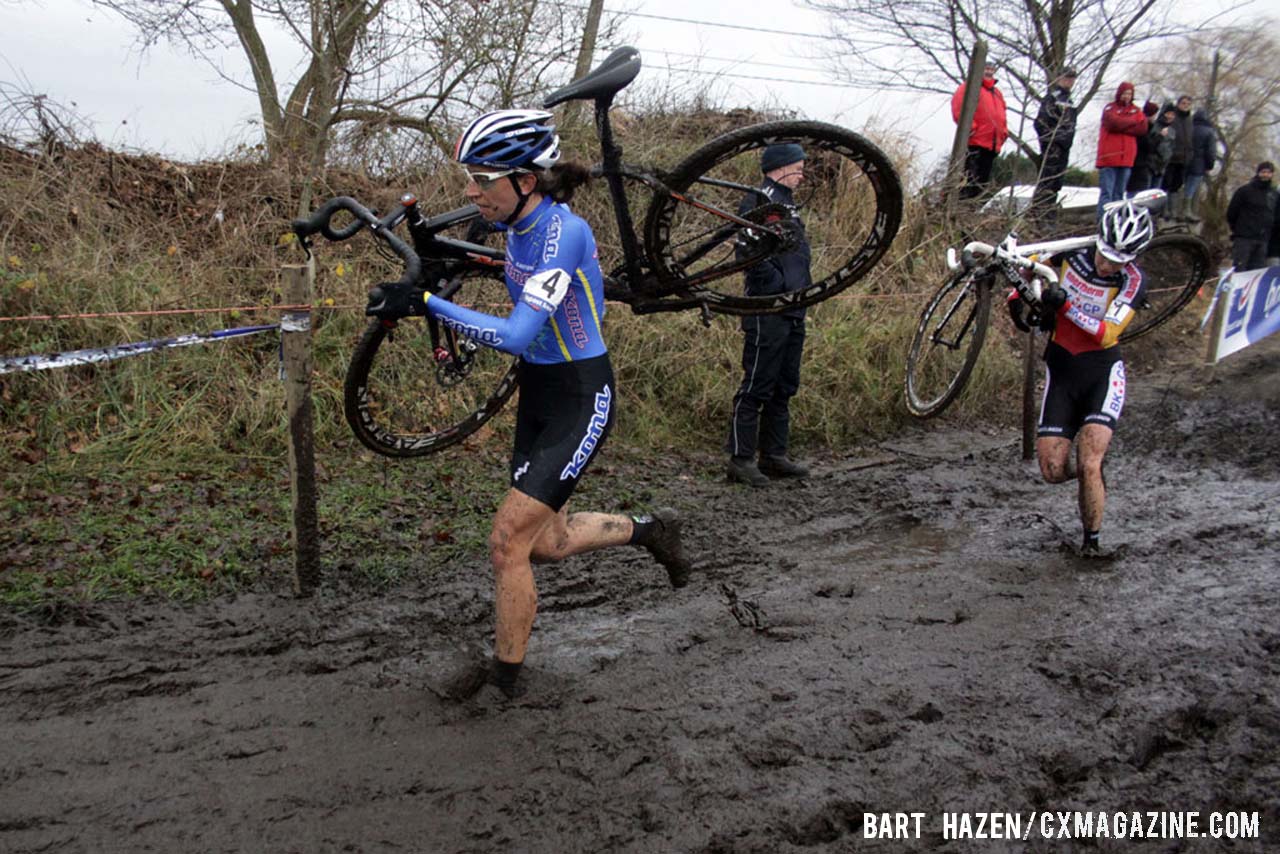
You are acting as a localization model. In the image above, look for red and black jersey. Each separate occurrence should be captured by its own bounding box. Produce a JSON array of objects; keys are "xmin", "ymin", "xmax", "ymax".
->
[{"xmin": 1046, "ymin": 248, "xmax": 1145, "ymax": 359}]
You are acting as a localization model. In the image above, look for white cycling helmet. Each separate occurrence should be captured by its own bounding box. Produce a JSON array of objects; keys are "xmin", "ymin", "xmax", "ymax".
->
[
  {"xmin": 1097, "ymin": 200, "xmax": 1154, "ymax": 263},
  {"xmin": 454, "ymin": 109, "xmax": 561, "ymax": 171}
]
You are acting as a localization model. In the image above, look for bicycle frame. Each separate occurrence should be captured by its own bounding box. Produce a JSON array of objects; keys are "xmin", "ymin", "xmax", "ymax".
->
[{"xmin": 586, "ymin": 99, "xmax": 789, "ymax": 310}]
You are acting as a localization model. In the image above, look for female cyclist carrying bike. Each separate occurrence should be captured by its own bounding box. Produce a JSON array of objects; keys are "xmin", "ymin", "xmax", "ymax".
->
[
  {"xmin": 412, "ymin": 109, "xmax": 692, "ymax": 699},
  {"xmin": 1013, "ymin": 201, "xmax": 1155, "ymax": 557}
]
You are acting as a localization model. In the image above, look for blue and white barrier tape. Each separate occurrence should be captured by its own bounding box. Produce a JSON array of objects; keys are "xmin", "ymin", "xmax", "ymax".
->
[{"xmin": 0, "ymin": 324, "xmax": 279, "ymax": 375}]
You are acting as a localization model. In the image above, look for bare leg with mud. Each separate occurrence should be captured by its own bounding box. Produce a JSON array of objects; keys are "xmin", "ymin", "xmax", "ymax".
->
[
  {"xmin": 437, "ymin": 490, "xmax": 688, "ymax": 699},
  {"xmin": 490, "ymin": 489, "xmax": 635, "ymax": 667},
  {"xmin": 1036, "ymin": 436, "xmax": 1076, "ymax": 484},
  {"xmin": 1075, "ymin": 424, "xmax": 1113, "ymax": 539}
]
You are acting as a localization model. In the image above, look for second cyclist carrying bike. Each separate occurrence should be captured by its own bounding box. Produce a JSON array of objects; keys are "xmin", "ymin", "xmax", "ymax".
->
[{"xmin": 1010, "ymin": 200, "xmax": 1156, "ymax": 556}]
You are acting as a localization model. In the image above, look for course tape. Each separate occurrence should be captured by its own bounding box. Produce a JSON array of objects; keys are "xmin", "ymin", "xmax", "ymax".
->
[{"xmin": 0, "ymin": 324, "xmax": 278, "ymax": 375}]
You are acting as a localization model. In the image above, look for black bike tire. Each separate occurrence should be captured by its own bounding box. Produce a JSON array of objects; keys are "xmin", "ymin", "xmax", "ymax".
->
[
  {"xmin": 904, "ymin": 269, "xmax": 993, "ymax": 418},
  {"xmin": 343, "ymin": 318, "xmax": 520, "ymax": 458},
  {"xmin": 1118, "ymin": 233, "xmax": 1212, "ymax": 343},
  {"xmin": 642, "ymin": 120, "xmax": 903, "ymax": 315}
]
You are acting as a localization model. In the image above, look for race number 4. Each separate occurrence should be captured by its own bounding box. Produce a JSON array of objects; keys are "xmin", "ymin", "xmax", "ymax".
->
[{"xmin": 522, "ymin": 268, "xmax": 571, "ymax": 313}]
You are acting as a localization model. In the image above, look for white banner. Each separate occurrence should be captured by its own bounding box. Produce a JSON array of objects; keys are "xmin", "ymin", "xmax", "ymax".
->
[{"xmin": 1209, "ymin": 266, "xmax": 1280, "ymax": 363}]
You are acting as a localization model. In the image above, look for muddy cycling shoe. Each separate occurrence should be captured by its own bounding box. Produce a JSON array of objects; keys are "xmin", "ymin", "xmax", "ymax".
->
[
  {"xmin": 640, "ymin": 507, "xmax": 693, "ymax": 589},
  {"xmin": 473, "ymin": 682, "xmax": 527, "ymax": 707},
  {"xmin": 430, "ymin": 652, "xmax": 529, "ymax": 701},
  {"xmin": 727, "ymin": 456, "xmax": 770, "ymax": 487},
  {"xmin": 1075, "ymin": 541, "xmax": 1128, "ymax": 561},
  {"xmin": 759, "ymin": 455, "xmax": 809, "ymax": 478},
  {"xmin": 490, "ymin": 658, "xmax": 527, "ymax": 700}
]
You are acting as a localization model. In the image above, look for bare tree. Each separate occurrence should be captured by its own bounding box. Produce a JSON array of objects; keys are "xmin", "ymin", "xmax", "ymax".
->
[
  {"xmin": 1129, "ymin": 23, "xmax": 1280, "ymax": 231},
  {"xmin": 803, "ymin": 0, "xmax": 1218, "ymax": 159},
  {"xmin": 90, "ymin": 0, "xmax": 606, "ymax": 176}
]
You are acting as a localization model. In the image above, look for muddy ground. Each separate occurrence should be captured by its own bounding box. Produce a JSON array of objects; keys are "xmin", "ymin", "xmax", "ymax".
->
[{"xmin": 2, "ymin": 335, "xmax": 1278, "ymax": 854}]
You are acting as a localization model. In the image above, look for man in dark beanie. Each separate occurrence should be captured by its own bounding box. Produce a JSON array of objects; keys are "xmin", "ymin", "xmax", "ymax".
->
[
  {"xmin": 1226, "ymin": 161, "xmax": 1278, "ymax": 271},
  {"xmin": 725, "ymin": 143, "xmax": 812, "ymax": 486}
]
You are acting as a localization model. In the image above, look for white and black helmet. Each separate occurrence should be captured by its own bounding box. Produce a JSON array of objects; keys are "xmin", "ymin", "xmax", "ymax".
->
[
  {"xmin": 454, "ymin": 109, "xmax": 561, "ymax": 171},
  {"xmin": 1097, "ymin": 200, "xmax": 1154, "ymax": 263}
]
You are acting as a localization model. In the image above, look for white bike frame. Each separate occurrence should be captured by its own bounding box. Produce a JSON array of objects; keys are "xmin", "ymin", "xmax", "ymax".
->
[{"xmin": 944, "ymin": 189, "xmax": 1168, "ymax": 302}]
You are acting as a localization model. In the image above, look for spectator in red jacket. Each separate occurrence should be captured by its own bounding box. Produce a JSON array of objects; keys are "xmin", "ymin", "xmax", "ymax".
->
[
  {"xmin": 1095, "ymin": 82, "xmax": 1148, "ymax": 221},
  {"xmin": 951, "ymin": 61, "xmax": 1009, "ymax": 199}
]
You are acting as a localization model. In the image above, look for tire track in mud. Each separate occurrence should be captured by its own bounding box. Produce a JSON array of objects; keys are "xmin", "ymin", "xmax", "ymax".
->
[{"xmin": 2, "ymin": 340, "xmax": 1278, "ymax": 852}]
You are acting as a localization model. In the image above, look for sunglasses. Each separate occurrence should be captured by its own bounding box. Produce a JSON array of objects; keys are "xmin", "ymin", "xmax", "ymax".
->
[{"xmin": 463, "ymin": 167, "xmax": 528, "ymax": 189}]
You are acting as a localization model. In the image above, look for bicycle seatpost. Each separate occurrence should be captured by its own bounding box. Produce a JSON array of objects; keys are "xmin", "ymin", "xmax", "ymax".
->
[{"xmin": 594, "ymin": 96, "xmax": 645, "ymax": 288}]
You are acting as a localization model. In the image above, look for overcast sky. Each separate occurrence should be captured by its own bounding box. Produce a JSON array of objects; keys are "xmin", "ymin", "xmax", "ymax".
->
[{"xmin": 0, "ymin": 0, "xmax": 1254, "ymax": 180}]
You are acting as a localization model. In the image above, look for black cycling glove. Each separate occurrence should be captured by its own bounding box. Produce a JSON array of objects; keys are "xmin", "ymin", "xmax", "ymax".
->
[
  {"xmin": 365, "ymin": 283, "xmax": 427, "ymax": 319},
  {"xmin": 1040, "ymin": 286, "xmax": 1067, "ymax": 313},
  {"xmin": 1037, "ymin": 286, "xmax": 1066, "ymax": 332}
]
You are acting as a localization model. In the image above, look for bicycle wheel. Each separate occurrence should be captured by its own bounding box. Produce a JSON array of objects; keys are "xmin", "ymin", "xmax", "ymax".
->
[
  {"xmin": 904, "ymin": 269, "xmax": 994, "ymax": 418},
  {"xmin": 343, "ymin": 273, "xmax": 519, "ymax": 458},
  {"xmin": 1119, "ymin": 233, "xmax": 1212, "ymax": 343},
  {"xmin": 643, "ymin": 120, "xmax": 903, "ymax": 315}
]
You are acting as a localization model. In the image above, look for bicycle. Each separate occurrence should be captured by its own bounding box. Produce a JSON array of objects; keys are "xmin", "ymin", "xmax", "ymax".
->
[
  {"xmin": 291, "ymin": 46, "xmax": 904, "ymax": 457},
  {"xmin": 903, "ymin": 189, "xmax": 1212, "ymax": 419}
]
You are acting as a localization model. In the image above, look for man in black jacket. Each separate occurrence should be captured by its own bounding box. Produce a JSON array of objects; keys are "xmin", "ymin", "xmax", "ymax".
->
[
  {"xmin": 1030, "ymin": 67, "xmax": 1078, "ymax": 224},
  {"xmin": 1127, "ymin": 101, "xmax": 1163, "ymax": 193},
  {"xmin": 1182, "ymin": 109, "xmax": 1218, "ymax": 222},
  {"xmin": 1161, "ymin": 95, "xmax": 1195, "ymax": 219},
  {"xmin": 1226, "ymin": 162, "xmax": 1278, "ymax": 271},
  {"xmin": 726, "ymin": 144, "xmax": 812, "ymax": 487}
]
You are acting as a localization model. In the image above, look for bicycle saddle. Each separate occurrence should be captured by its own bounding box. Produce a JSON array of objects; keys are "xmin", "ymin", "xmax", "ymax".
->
[{"xmin": 543, "ymin": 46, "xmax": 641, "ymax": 108}]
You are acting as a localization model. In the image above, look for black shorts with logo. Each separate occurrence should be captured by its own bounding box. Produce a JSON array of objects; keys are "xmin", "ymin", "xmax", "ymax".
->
[
  {"xmin": 510, "ymin": 354, "xmax": 615, "ymax": 511},
  {"xmin": 1038, "ymin": 343, "xmax": 1127, "ymax": 440}
]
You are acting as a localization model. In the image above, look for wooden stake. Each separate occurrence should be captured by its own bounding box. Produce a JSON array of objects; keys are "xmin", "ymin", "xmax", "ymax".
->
[
  {"xmin": 281, "ymin": 261, "xmax": 320, "ymax": 595},
  {"xmin": 1021, "ymin": 328, "xmax": 1038, "ymax": 461}
]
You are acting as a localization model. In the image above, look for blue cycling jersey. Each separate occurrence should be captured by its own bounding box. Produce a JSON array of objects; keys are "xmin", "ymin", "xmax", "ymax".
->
[{"xmin": 424, "ymin": 196, "xmax": 608, "ymax": 364}]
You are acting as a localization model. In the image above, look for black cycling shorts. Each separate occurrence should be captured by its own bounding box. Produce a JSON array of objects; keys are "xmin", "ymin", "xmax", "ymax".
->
[
  {"xmin": 510, "ymin": 354, "xmax": 615, "ymax": 512},
  {"xmin": 1038, "ymin": 351, "xmax": 1126, "ymax": 440}
]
